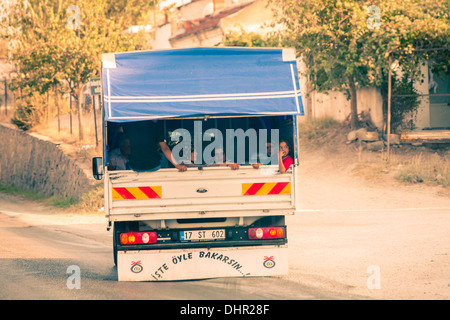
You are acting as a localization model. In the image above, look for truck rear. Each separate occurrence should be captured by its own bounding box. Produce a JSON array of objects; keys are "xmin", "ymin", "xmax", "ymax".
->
[{"xmin": 93, "ymin": 47, "xmax": 304, "ymax": 281}]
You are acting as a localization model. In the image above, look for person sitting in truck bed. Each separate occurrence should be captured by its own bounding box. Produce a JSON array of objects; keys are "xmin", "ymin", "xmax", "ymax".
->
[
  {"xmin": 250, "ymin": 140, "xmax": 293, "ymax": 173},
  {"xmin": 123, "ymin": 120, "xmax": 187, "ymax": 172},
  {"xmin": 278, "ymin": 139, "xmax": 293, "ymax": 173},
  {"xmin": 184, "ymin": 144, "xmax": 200, "ymax": 168},
  {"xmin": 250, "ymin": 141, "xmax": 272, "ymax": 169},
  {"xmin": 108, "ymin": 135, "xmax": 130, "ymax": 170},
  {"xmin": 206, "ymin": 147, "xmax": 240, "ymax": 170}
]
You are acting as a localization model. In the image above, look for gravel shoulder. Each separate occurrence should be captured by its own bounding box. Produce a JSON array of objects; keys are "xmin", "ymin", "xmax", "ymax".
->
[{"xmin": 285, "ymin": 144, "xmax": 450, "ymax": 300}]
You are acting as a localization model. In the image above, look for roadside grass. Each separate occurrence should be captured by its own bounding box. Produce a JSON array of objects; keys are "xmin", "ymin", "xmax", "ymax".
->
[
  {"xmin": 298, "ymin": 117, "xmax": 345, "ymax": 150},
  {"xmin": 0, "ymin": 183, "xmax": 104, "ymax": 213},
  {"xmin": 352, "ymin": 159, "xmax": 392, "ymax": 181},
  {"xmin": 0, "ymin": 184, "xmax": 47, "ymax": 202},
  {"xmin": 396, "ymin": 152, "xmax": 450, "ymax": 188},
  {"xmin": 299, "ymin": 118, "xmax": 450, "ymax": 190},
  {"xmin": 73, "ymin": 183, "xmax": 104, "ymax": 213},
  {"xmin": 352, "ymin": 148, "xmax": 450, "ymax": 189}
]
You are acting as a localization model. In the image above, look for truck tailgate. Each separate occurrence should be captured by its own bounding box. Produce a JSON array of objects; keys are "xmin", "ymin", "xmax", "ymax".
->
[{"xmin": 107, "ymin": 166, "xmax": 295, "ymax": 220}]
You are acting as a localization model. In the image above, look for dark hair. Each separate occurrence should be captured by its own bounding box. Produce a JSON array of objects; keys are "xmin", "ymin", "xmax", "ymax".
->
[{"xmin": 279, "ymin": 139, "xmax": 292, "ymax": 157}]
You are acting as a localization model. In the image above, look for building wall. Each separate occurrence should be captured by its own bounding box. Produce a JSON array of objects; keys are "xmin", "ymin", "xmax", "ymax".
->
[
  {"xmin": 414, "ymin": 62, "xmax": 430, "ymax": 129},
  {"xmin": 220, "ymin": 0, "xmax": 280, "ymax": 35},
  {"xmin": 170, "ymin": 27, "xmax": 224, "ymax": 48},
  {"xmin": 428, "ymin": 61, "xmax": 450, "ymax": 129},
  {"xmin": 149, "ymin": 23, "xmax": 173, "ymax": 50},
  {"xmin": 179, "ymin": 0, "xmax": 213, "ymax": 21},
  {"xmin": 394, "ymin": 60, "xmax": 450, "ymax": 130},
  {"xmin": 300, "ymin": 87, "xmax": 383, "ymax": 129},
  {"xmin": 297, "ymin": 60, "xmax": 384, "ymax": 129}
]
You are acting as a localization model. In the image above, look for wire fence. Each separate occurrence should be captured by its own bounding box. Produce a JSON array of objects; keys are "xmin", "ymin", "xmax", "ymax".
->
[
  {"xmin": 386, "ymin": 47, "xmax": 450, "ymax": 159},
  {"xmin": 0, "ymin": 78, "xmax": 13, "ymax": 116}
]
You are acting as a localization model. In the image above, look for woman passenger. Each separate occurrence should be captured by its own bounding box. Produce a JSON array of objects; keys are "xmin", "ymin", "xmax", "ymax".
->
[{"xmin": 278, "ymin": 140, "xmax": 293, "ymax": 173}]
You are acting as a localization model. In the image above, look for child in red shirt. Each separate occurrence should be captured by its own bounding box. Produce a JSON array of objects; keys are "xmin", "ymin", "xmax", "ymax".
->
[{"xmin": 279, "ymin": 140, "xmax": 293, "ymax": 173}]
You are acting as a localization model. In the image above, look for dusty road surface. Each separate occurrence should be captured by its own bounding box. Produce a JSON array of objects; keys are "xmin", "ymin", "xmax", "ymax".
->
[
  {"xmin": 290, "ymin": 149, "xmax": 450, "ymax": 300},
  {"xmin": 0, "ymin": 148, "xmax": 449, "ymax": 300}
]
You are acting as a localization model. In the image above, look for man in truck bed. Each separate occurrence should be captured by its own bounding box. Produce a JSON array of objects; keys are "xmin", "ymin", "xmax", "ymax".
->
[{"xmin": 123, "ymin": 120, "xmax": 187, "ymax": 172}]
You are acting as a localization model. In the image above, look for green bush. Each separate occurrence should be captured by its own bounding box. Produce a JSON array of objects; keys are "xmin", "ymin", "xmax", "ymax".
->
[
  {"xmin": 381, "ymin": 73, "xmax": 420, "ymax": 132},
  {"xmin": 11, "ymin": 99, "xmax": 43, "ymax": 131}
]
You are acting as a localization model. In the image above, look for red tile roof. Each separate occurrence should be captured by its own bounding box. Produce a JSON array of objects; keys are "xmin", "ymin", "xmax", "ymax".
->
[{"xmin": 170, "ymin": 1, "xmax": 255, "ymax": 41}]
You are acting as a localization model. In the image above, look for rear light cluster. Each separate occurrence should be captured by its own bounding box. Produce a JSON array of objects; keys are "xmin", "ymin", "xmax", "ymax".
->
[
  {"xmin": 120, "ymin": 232, "xmax": 157, "ymax": 245},
  {"xmin": 248, "ymin": 227, "xmax": 285, "ymax": 240}
]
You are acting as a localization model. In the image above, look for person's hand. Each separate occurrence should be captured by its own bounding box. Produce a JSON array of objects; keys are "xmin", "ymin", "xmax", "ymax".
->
[
  {"xmin": 175, "ymin": 164, "xmax": 187, "ymax": 172},
  {"xmin": 228, "ymin": 163, "xmax": 240, "ymax": 170},
  {"xmin": 252, "ymin": 163, "xmax": 261, "ymax": 169}
]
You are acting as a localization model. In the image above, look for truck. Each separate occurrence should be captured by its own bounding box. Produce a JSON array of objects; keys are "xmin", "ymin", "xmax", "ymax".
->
[{"xmin": 92, "ymin": 47, "xmax": 304, "ymax": 281}]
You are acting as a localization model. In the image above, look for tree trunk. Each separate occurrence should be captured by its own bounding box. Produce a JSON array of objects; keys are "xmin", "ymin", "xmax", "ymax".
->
[
  {"xmin": 54, "ymin": 85, "xmax": 60, "ymax": 133},
  {"xmin": 46, "ymin": 91, "xmax": 50, "ymax": 124},
  {"xmin": 69, "ymin": 94, "xmax": 73, "ymax": 134},
  {"xmin": 75, "ymin": 86, "xmax": 84, "ymax": 141},
  {"xmin": 348, "ymin": 78, "xmax": 359, "ymax": 129}
]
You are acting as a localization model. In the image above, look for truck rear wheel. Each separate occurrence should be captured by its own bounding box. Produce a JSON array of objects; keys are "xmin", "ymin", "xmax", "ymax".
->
[{"xmin": 113, "ymin": 223, "xmax": 122, "ymax": 266}]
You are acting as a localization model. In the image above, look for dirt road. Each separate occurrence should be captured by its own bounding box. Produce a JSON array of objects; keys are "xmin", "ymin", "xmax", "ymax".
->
[
  {"xmin": 0, "ymin": 147, "xmax": 449, "ymax": 300},
  {"xmin": 288, "ymin": 148, "xmax": 450, "ymax": 299}
]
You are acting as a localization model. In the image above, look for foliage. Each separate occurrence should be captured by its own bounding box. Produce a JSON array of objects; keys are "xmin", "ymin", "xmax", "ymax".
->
[
  {"xmin": 10, "ymin": 93, "xmax": 46, "ymax": 130},
  {"xmin": 1, "ymin": 0, "xmax": 153, "ymax": 133},
  {"xmin": 224, "ymin": 27, "xmax": 282, "ymax": 48},
  {"xmin": 380, "ymin": 73, "xmax": 420, "ymax": 132},
  {"xmin": 105, "ymin": 0, "xmax": 156, "ymax": 28},
  {"xmin": 229, "ymin": 0, "xmax": 450, "ymax": 129}
]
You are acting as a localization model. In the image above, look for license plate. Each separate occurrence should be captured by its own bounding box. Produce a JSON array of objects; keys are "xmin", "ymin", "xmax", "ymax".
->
[{"xmin": 180, "ymin": 229, "xmax": 225, "ymax": 241}]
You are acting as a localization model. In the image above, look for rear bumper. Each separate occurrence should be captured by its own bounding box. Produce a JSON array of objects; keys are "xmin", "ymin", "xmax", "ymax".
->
[
  {"xmin": 116, "ymin": 239, "xmax": 287, "ymax": 251},
  {"xmin": 117, "ymin": 245, "xmax": 288, "ymax": 281},
  {"xmin": 115, "ymin": 225, "xmax": 287, "ymax": 251}
]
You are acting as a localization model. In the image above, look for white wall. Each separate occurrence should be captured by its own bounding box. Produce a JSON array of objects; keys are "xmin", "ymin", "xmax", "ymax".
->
[
  {"xmin": 410, "ymin": 62, "xmax": 430, "ymax": 129},
  {"xmin": 297, "ymin": 60, "xmax": 384, "ymax": 129},
  {"xmin": 170, "ymin": 27, "xmax": 223, "ymax": 48},
  {"xmin": 149, "ymin": 23, "xmax": 173, "ymax": 50},
  {"xmin": 301, "ymin": 88, "xmax": 383, "ymax": 129}
]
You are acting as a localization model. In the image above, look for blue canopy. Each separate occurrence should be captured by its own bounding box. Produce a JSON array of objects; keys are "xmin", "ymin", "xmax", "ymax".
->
[{"xmin": 101, "ymin": 47, "xmax": 304, "ymax": 122}]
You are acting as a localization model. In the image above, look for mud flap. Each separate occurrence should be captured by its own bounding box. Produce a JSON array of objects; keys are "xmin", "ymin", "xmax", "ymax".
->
[{"xmin": 117, "ymin": 245, "xmax": 288, "ymax": 281}]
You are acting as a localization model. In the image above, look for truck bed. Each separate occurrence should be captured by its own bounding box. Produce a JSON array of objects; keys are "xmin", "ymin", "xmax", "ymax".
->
[{"xmin": 106, "ymin": 166, "xmax": 295, "ymax": 222}]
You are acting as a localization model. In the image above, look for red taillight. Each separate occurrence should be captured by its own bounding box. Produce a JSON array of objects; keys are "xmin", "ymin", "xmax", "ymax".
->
[
  {"xmin": 120, "ymin": 232, "xmax": 157, "ymax": 245},
  {"xmin": 248, "ymin": 227, "xmax": 285, "ymax": 240}
]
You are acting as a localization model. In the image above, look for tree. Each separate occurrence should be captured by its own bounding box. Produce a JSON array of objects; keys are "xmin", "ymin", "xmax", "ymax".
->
[
  {"xmin": 1, "ymin": 0, "xmax": 153, "ymax": 135},
  {"xmin": 269, "ymin": 0, "xmax": 449, "ymax": 129}
]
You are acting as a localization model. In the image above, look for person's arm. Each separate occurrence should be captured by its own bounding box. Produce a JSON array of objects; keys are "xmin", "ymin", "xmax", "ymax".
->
[
  {"xmin": 159, "ymin": 141, "xmax": 187, "ymax": 172},
  {"xmin": 279, "ymin": 156, "xmax": 293, "ymax": 173},
  {"xmin": 278, "ymin": 151, "xmax": 286, "ymax": 173},
  {"xmin": 223, "ymin": 162, "xmax": 240, "ymax": 170},
  {"xmin": 252, "ymin": 163, "xmax": 262, "ymax": 169}
]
